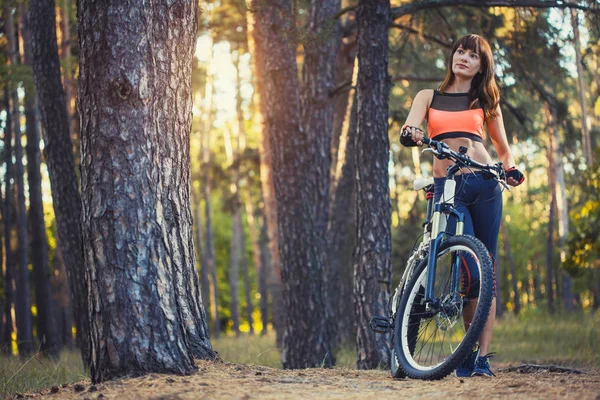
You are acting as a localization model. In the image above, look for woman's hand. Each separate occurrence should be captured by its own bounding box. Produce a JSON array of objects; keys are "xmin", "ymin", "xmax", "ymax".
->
[
  {"xmin": 400, "ymin": 125, "xmax": 424, "ymax": 147},
  {"xmin": 505, "ymin": 167, "xmax": 525, "ymax": 187}
]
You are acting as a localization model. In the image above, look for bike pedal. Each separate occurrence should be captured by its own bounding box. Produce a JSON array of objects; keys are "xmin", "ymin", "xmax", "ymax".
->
[{"xmin": 369, "ymin": 316, "xmax": 393, "ymax": 334}]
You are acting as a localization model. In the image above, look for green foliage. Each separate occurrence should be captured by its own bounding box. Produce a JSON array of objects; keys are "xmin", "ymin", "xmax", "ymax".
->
[
  {"xmin": 203, "ymin": 0, "xmax": 248, "ymax": 49},
  {"xmin": 565, "ymin": 152, "xmax": 600, "ymax": 274}
]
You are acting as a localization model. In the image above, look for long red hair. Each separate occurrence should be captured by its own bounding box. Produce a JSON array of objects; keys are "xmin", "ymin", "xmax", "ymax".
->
[{"xmin": 439, "ymin": 34, "xmax": 500, "ymax": 121}]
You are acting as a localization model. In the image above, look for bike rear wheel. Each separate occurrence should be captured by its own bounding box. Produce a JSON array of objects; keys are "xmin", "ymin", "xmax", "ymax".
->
[{"xmin": 393, "ymin": 235, "xmax": 493, "ymax": 380}]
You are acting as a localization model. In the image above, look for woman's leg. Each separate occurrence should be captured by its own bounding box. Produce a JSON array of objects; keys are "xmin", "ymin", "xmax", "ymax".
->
[{"xmin": 478, "ymin": 298, "xmax": 495, "ymax": 355}]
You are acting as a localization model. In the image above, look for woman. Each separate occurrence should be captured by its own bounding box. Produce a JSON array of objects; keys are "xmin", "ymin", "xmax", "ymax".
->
[{"xmin": 400, "ymin": 34, "xmax": 524, "ymax": 377}]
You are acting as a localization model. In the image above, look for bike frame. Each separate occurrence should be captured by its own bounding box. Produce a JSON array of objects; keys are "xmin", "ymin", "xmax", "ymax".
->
[
  {"xmin": 391, "ymin": 138, "xmax": 507, "ymax": 317},
  {"xmin": 424, "ymin": 163, "xmax": 466, "ymax": 307}
]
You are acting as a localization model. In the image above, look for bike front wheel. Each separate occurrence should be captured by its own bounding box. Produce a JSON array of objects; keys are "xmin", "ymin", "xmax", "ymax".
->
[{"xmin": 393, "ymin": 235, "xmax": 494, "ymax": 380}]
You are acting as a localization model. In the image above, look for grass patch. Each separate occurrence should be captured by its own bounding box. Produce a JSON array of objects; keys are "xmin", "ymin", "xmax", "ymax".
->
[
  {"xmin": 212, "ymin": 332, "xmax": 282, "ymax": 368},
  {"xmin": 493, "ymin": 309, "xmax": 600, "ymax": 368},
  {"xmin": 214, "ymin": 310, "xmax": 600, "ymax": 370},
  {"xmin": 0, "ymin": 350, "xmax": 86, "ymax": 399}
]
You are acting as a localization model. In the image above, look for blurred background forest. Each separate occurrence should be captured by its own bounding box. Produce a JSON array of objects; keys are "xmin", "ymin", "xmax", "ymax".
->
[{"xmin": 0, "ymin": 0, "xmax": 599, "ymax": 381}]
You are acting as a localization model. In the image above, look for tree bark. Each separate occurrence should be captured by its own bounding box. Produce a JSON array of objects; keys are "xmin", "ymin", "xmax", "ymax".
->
[
  {"xmin": 5, "ymin": 3, "xmax": 34, "ymax": 356},
  {"xmin": 354, "ymin": 0, "xmax": 392, "ymax": 370},
  {"xmin": 250, "ymin": 0, "xmax": 334, "ymax": 368},
  {"xmin": 20, "ymin": 3, "xmax": 60, "ymax": 358},
  {"xmin": 302, "ymin": 0, "xmax": 341, "ymax": 238},
  {"xmin": 570, "ymin": 9, "xmax": 593, "ymax": 165},
  {"xmin": 545, "ymin": 106, "xmax": 557, "ymax": 314},
  {"xmin": 78, "ymin": 0, "xmax": 215, "ymax": 382},
  {"xmin": 200, "ymin": 36, "xmax": 220, "ymax": 339},
  {"xmin": 246, "ymin": 0, "xmax": 285, "ymax": 346},
  {"xmin": 550, "ymin": 111, "xmax": 574, "ymax": 312},
  {"xmin": 59, "ymin": 0, "xmax": 76, "ymax": 139},
  {"xmin": 240, "ymin": 221, "xmax": 254, "ymax": 335},
  {"xmin": 193, "ymin": 187, "xmax": 210, "ymax": 315},
  {"xmin": 203, "ymin": 154, "xmax": 220, "ymax": 338},
  {"xmin": 232, "ymin": 48, "xmax": 254, "ymax": 335},
  {"xmin": 2, "ymin": 89, "xmax": 14, "ymax": 353},
  {"xmin": 327, "ymin": 88, "xmax": 358, "ymax": 347},
  {"xmin": 29, "ymin": 0, "xmax": 90, "ymax": 363},
  {"xmin": 330, "ymin": 12, "xmax": 356, "ymax": 186},
  {"xmin": 258, "ymin": 211, "xmax": 271, "ymax": 334},
  {"xmin": 244, "ymin": 187, "xmax": 269, "ymax": 334},
  {"xmin": 51, "ymin": 242, "xmax": 73, "ymax": 348},
  {"xmin": 229, "ymin": 203, "xmax": 241, "ymax": 336}
]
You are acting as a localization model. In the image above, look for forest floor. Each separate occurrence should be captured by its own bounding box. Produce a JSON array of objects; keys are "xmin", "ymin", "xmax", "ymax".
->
[{"xmin": 18, "ymin": 359, "xmax": 600, "ymax": 400}]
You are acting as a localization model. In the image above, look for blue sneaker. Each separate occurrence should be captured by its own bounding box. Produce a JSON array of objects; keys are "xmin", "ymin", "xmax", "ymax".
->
[
  {"xmin": 471, "ymin": 353, "xmax": 496, "ymax": 377},
  {"xmin": 454, "ymin": 347, "xmax": 480, "ymax": 378}
]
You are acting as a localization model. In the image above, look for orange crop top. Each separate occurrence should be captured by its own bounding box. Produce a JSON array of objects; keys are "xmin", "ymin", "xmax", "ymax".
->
[{"xmin": 427, "ymin": 90, "xmax": 484, "ymax": 142}]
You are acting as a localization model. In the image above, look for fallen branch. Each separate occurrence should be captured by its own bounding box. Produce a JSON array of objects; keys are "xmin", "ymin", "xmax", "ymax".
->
[{"xmin": 500, "ymin": 364, "xmax": 586, "ymax": 374}]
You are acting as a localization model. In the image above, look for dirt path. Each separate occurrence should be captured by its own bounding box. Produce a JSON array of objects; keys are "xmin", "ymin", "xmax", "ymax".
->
[{"xmin": 22, "ymin": 361, "xmax": 600, "ymax": 400}]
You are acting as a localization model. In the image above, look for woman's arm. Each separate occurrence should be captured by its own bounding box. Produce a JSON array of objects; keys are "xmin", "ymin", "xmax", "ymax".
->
[
  {"xmin": 487, "ymin": 105, "xmax": 522, "ymax": 186},
  {"xmin": 401, "ymin": 89, "xmax": 434, "ymax": 146}
]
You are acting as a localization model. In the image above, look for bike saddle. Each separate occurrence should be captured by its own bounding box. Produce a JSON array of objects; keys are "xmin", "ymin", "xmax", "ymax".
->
[{"xmin": 413, "ymin": 177, "xmax": 434, "ymax": 191}]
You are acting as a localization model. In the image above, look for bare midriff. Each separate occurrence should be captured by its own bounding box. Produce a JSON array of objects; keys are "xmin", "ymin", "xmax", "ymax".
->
[{"xmin": 432, "ymin": 137, "xmax": 493, "ymax": 178}]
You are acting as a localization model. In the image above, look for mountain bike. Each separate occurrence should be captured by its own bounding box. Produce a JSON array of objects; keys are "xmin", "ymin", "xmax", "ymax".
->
[{"xmin": 370, "ymin": 137, "xmax": 509, "ymax": 380}]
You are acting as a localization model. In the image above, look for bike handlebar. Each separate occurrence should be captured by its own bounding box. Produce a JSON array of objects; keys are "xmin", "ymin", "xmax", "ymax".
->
[{"xmin": 421, "ymin": 137, "xmax": 509, "ymax": 190}]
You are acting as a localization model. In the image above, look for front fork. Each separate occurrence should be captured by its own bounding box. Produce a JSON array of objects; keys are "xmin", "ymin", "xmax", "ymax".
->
[{"xmin": 425, "ymin": 204, "xmax": 465, "ymax": 310}]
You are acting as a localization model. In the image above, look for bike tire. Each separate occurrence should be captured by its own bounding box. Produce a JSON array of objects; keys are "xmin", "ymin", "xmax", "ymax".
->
[
  {"xmin": 393, "ymin": 235, "xmax": 493, "ymax": 380},
  {"xmin": 390, "ymin": 257, "xmax": 424, "ymax": 379}
]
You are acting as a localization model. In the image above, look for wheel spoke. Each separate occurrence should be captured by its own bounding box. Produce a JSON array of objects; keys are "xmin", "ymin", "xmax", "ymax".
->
[{"xmin": 395, "ymin": 237, "xmax": 494, "ymax": 378}]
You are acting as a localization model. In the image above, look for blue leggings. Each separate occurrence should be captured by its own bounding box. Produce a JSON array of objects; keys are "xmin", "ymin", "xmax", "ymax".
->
[{"xmin": 434, "ymin": 173, "xmax": 502, "ymax": 298}]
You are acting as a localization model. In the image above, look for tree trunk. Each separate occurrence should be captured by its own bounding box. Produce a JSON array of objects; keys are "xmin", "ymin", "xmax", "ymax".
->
[
  {"xmin": 29, "ymin": 0, "xmax": 90, "ymax": 364},
  {"xmin": 5, "ymin": 3, "xmax": 34, "ymax": 356},
  {"xmin": 246, "ymin": 1, "xmax": 285, "ymax": 345},
  {"xmin": 354, "ymin": 0, "xmax": 392, "ymax": 370},
  {"xmin": 200, "ymin": 37, "xmax": 220, "ymax": 339},
  {"xmin": 2, "ymin": 89, "xmax": 14, "ymax": 353},
  {"xmin": 500, "ymin": 221, "xmax": 520, "ymax": 315},
  {"xmin": 78, "ymin": 0, "xmax": 215, "ymax": 382},
  {"xmin": 250, "ymin": 0, "xmax": 334, "ymax": 368},
  {"xmin": 244, "ymin": 187, "xmax": 269, "ymax": 335},
  {"xmin": 546, "ymin": 107, "xmax": 557, "ymax": 314},
  {"xmin": 203, "ymin": 163, "xmax": 220, "ymax": 338},
  {"xmin": 302, "ymin": 0, "xmax": 342, "ymax": 347},
  {"xmin": 240, "ymin": 222, "xmax": 254, "ymax": 335},
  {"xmin": 570, "ymin": 9, "xmax": 593, "ymax": 165},
  {"xmin": 0, "ymin": 101, "xmax": 4, "ymax": 351},
  {"xmin": 224, "ymin": 124, "xmax": 241, "ymax": 336},
  {"xmin": 232, "ymin": 47, "xmax": 254, "ymax": 335},
  {"xmin": 193, "ymin": 187, "xmax": 210, "ymax": 315},
  {"xmin": 550, "ymin": 112, "xmax": 574, "ymax": 312},
  {"xmin": 532, "ymin": 263, "xmax": 542, "ymax": 307},
  {"xmin": 330, "ymin": 0, "xmax": 357, "ymax": 182},
  {"xmin": 496, "ymin": 258, "xmax": 504, "ymax": 318},
  {"xmin": 327, "ymin": 88, "xmax": 358, "ymax": 347},
  {"xmin": 301, "ymin": 0, "xmax": 341, "ymax": 238},
  {"xmin": 20, "ymin": 3, "xmax": 60, "ymax": 358},
  {"xmin": 230, "ymin": 204, "xmax": 241, "ymax": 336},
  {"xmin": 51, "ymin": 242, "xmax": 73, "ymax": 348},
  {"xmin": 258, "ymin": 212, "xmax": 271, "ymax": 334},
  {"xmin": 59, "ymin": 0, "xmax": 76, "ymax": 140}
]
